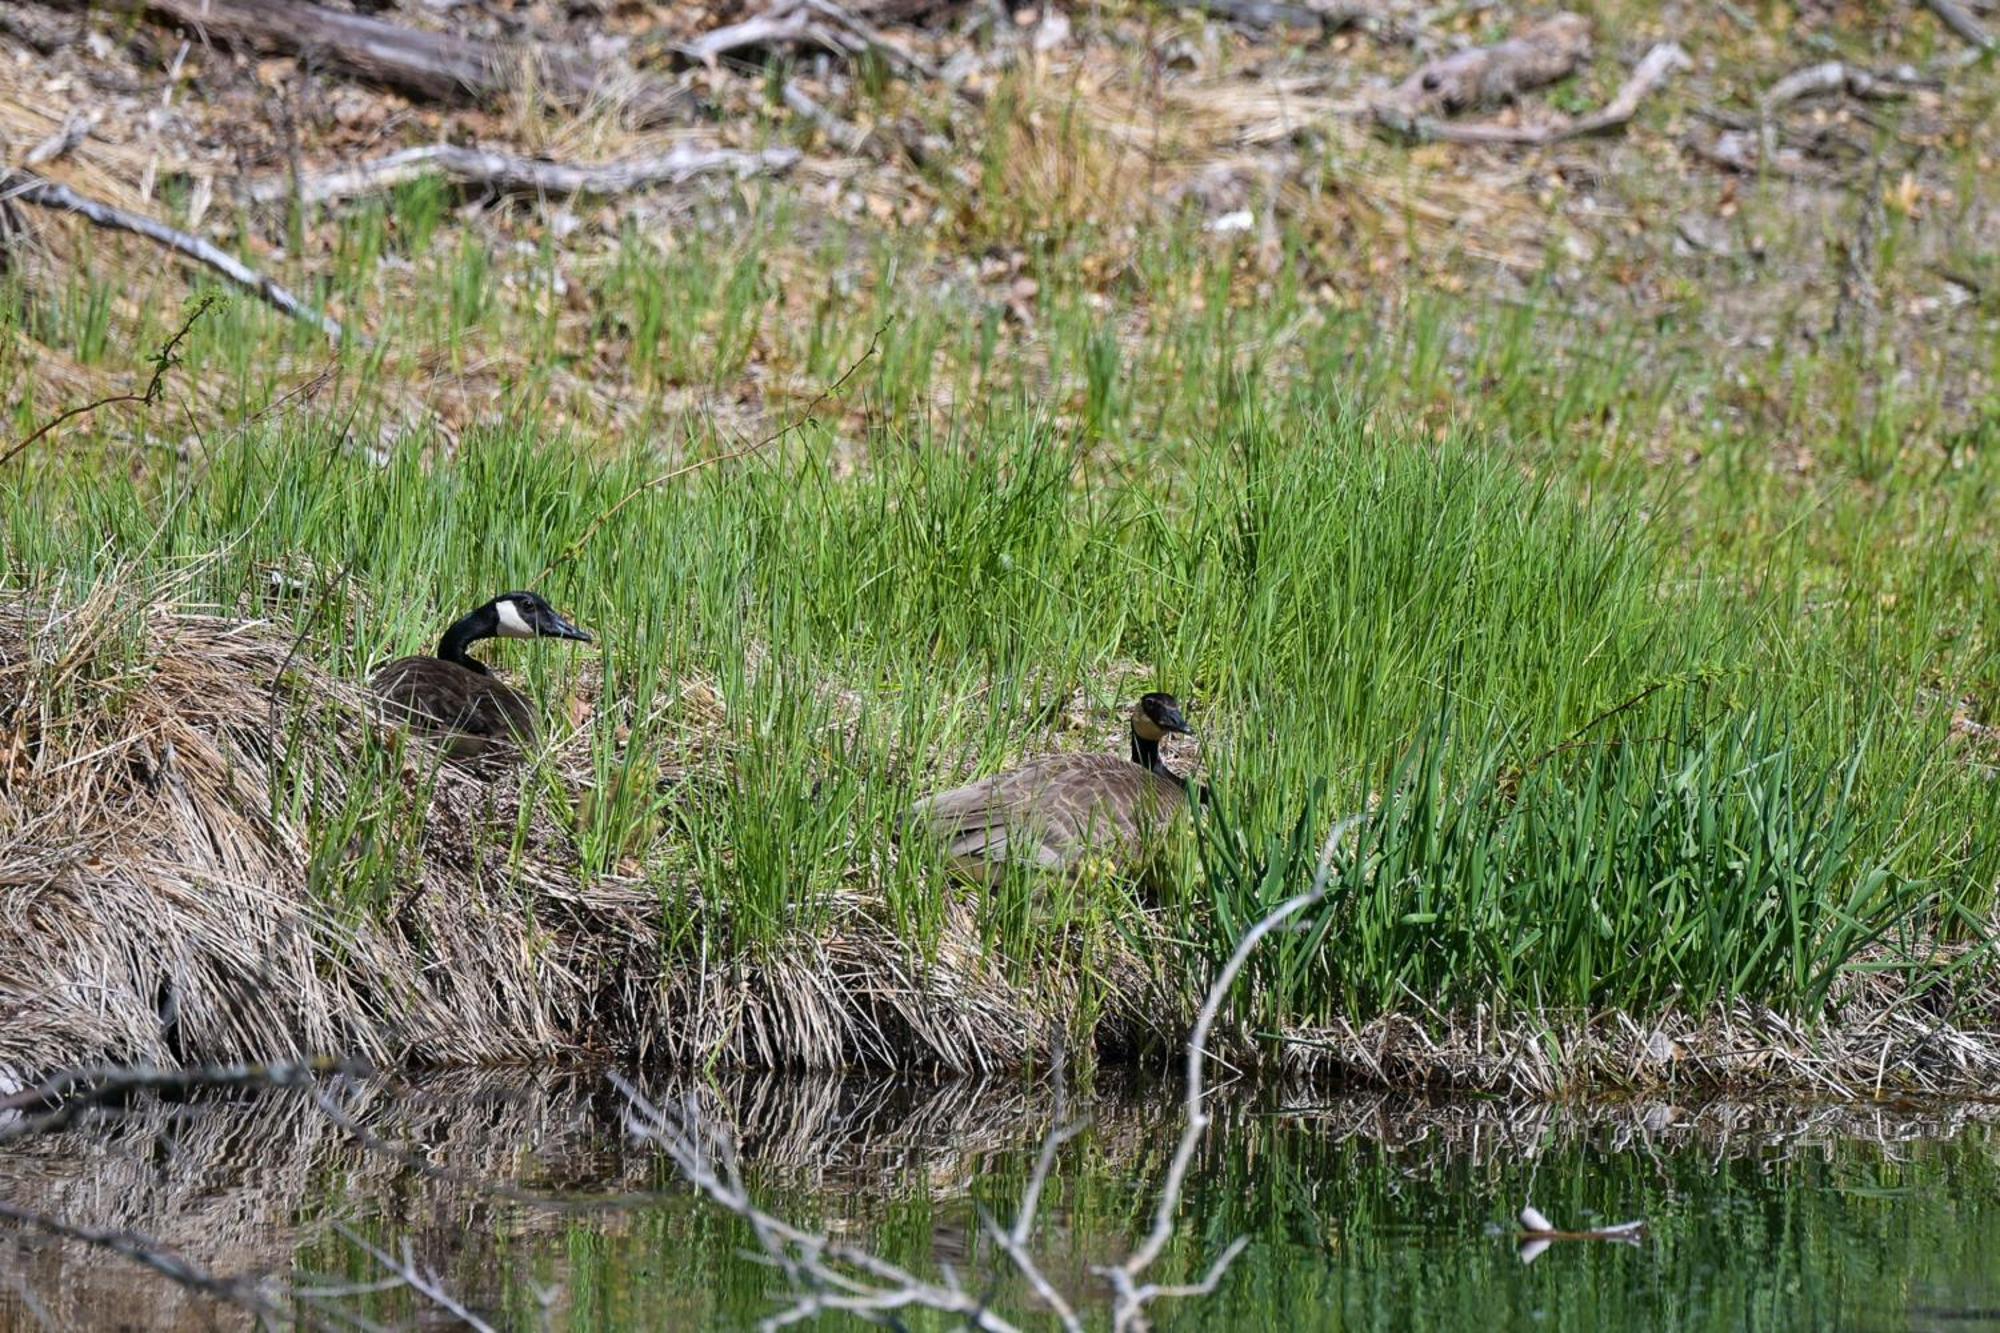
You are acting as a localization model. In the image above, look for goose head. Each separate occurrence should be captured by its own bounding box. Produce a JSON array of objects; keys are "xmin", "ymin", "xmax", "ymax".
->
[
  {"xmin": 438, "ymin": 592, "xmax": 592, "ymax": 669},
  {"xmin": 1130, "ymin": 692, "xmax": 1192, "ymax": 744},
  {"xmin": 485, "ymin": 591, "xmax": 593, "ymax": 643}
]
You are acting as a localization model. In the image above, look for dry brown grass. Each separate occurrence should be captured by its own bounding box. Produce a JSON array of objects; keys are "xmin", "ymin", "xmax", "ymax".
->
[
  {"xmin": 1278, "ymin": 978, "xmax": 2000, "ymax": 1100},
  {"xmin": 0, "ymin": 569, "xmax": 1093, "ymax": 1081}
]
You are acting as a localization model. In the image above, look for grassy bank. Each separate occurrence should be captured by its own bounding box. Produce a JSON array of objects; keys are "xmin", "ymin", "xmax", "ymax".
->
[
  {"xmin": 4, "ymin": 0, "xmax": 1999, "ymax": 1093},
  {"xmin": 4, "ymin": 229, "xmax": 1998, "ymax": 1089}
]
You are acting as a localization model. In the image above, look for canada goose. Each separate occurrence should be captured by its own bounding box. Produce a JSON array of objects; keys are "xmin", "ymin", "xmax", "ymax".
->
[
  {"xmin": 370, "ymin": 592, "xmax": 592, "ymax": 761},
  {"xmin": 907, "ymin": 693, "xmax": 1199, "ymax": 882}
]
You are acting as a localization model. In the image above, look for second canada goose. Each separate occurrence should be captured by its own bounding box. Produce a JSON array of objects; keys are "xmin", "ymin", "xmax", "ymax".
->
[
  {"xmin": 370, "ymin": 591, "xmax": 592, "ymax": 762},
  {"xmin": 907, "ymin": 693, "xmax": 1199, "ymax": 882}
]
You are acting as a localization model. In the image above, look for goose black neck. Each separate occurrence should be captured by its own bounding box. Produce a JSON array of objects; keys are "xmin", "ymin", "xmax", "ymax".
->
[
  {"xmin": 1130, "ymin": 729, "xmax": 1183, "ymax": 787},
  {"xmin": 436, "ymin": 609, "xmax": 494, "ymax": 675}
]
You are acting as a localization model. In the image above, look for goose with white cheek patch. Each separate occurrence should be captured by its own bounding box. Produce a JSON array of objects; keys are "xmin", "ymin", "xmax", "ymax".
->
[
  {"xmin": 370, "ymin": 592, "xmax": 592, "ymax": 763},
  {"xmin": 906, "ymin": 692, "xmax": 1202, "ymax": 883}
]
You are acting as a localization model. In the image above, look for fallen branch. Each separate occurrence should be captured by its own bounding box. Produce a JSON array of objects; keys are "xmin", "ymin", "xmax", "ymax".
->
[
  {"xmin": 1923, "ymin": 0, "xmax": 1996, "ymax": 52},
  {"xmin": 681, "ymin": 0, "xmax": 945, "ymax": 89},
  {"xmin": 56, "ymin": 0, "xmax": 695, "ymax": 126},
  {"xmin": 0, "ymin": 171, "xmax": 348, "ymax": 343},
  {"xmin": 1377, "ymin": 41, "xmax": 1686, "ymax": 146},
  {"xmin": 248, "ymin": 142, "xmax": 801, "ymax": 207},
  {"xmin": 1378, "ymin": 11, "xmax": 1592, "ymax": 119},
  {"xmin": 1760, "ymin": 61, "xmax": 1933, "ymax": 115}
]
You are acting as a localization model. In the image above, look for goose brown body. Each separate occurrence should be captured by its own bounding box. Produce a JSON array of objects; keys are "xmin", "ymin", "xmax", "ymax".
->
[
  {"xmin": 368, "ymin": 592, "xmax": 591, "ymax": 764},
  {"xmin": 370, "ymin": 656, "xmax": 539, "ymax": 760},
  {"xmin": 908, "ymin": 693, "xmax": 1196, "ymax": 882}
]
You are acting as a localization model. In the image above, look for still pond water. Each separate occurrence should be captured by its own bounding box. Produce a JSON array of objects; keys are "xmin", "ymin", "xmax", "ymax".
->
[{"xmin": 1, "ymin": 1073, "xmax": 1996, "ymax": 1330}]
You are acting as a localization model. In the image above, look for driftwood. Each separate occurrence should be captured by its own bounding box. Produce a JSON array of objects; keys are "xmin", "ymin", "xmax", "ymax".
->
[
  {"xmin": 0, "ymin": 170, "xmax": 348, "ymax": 343},
  {"xmin": 247, "ymin": 142, "xmax": 802, "ymax": 207},
  {"xmin": 1380, "ymin": 11, "xmax": 1592, "ymax": 119},
  {"xmin": 58, "ymin": 0, "xmax": 695, "ymax": 126}
]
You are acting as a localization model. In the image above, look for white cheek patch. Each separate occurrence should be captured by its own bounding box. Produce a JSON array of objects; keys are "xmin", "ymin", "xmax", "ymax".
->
[{"xmin": 494, "ymin": 599, "xmax": 535, "ymax": 638}]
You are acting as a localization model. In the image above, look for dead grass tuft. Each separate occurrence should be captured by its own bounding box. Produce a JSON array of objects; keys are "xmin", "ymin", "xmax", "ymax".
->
[{"xmin": 0, "ymin": 570, "xmax": 1076, "ymax": 1079}]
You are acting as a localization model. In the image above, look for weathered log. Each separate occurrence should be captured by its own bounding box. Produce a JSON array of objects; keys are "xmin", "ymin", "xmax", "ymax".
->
[
  {"xmin": 50, "ymin": 0, "xmax": 695, "ymax": 125},
  {"xmin": 1381, "ymin": 12, "xmax": 1592, "ymax": 119}
]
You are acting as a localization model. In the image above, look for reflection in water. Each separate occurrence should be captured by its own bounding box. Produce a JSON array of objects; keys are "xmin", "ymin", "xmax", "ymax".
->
[{"xmin": 0, "ymin": 1072, "xmax": 1997, "ymax": 1330}]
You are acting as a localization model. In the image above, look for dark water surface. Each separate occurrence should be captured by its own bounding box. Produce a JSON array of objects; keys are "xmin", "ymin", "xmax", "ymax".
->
[{"xmin": 2, "ymin": 1072, "xmax": 1996, "ymax": 1330}]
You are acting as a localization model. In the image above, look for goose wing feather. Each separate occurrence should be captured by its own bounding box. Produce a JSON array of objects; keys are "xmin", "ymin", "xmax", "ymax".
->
[
  {"xmin": 911, "ymin": 752, "xmax": 1186, "ymax": 875},
  {"xmin": 370, "ymin": 656, "xmax": 537, "ymax": 757}
]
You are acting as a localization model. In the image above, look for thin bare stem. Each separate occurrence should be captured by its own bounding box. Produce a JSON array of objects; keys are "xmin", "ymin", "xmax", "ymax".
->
[{"xmin": 0, "ymin": 295, "xmax": 216, "ymax": 469}]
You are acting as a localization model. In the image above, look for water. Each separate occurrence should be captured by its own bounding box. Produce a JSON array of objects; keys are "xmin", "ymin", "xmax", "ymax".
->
[{"xmin": 2, "ymin": 1072, "xmax": 1997, "ymax": 1330}]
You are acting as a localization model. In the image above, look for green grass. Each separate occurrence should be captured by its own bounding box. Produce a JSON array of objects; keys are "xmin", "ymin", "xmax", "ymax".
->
[{"xmin": 4, "ymin": 177, "xmax": 1999, "ymax": 1051}]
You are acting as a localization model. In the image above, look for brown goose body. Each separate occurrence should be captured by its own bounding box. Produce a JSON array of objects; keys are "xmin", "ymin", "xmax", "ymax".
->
[
  {"xmin": 908, "ymin": 693, "xmax": 1196, "ymax": 883},
  {"xmin": 370, "ymin": 655, "xmax": 538, "ymax": 760},
  {"xmin": 367, "ymin": 592, "xmax": 591, "ymax": 765}
]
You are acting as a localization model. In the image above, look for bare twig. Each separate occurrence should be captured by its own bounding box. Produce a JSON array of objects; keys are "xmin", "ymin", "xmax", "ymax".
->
[
  {"xmin": 1377, "ymin": 41, "xmax": 1688, "ymax": 146},
  {"xmin": 621, "ymin": 810, "xmax": 1370, "ymax": 1333},
  {"xmin": 535, "ymin": 318, "xmax": 888, "ymax": 582},
  {"xmin": 1761, "ymin": 61, "xmax": 1933, "ymax": 115},
  {"xmin": 248, "ymin": 142, "xmax": 801, "ymax": 207},
  {"xmin": 0, "ymin": 171, "xmax": 347, "ymax": 343},
  {"xmin": 613, "ymin": 1079, "xmax": 1027, "ymax": 1333},
  {"xmin": 334, "ymin": 1224, "xmax": 496, "ymax": 1332},
  {"xmin": 0, "ymin": 294, "xmax": 217, "ymax": 471}
]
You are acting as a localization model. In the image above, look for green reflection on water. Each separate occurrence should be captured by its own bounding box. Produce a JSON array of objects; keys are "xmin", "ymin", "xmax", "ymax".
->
[{"xmin": 5, "ymin": 1077, "xmax": 1998, "ymax": 1331}]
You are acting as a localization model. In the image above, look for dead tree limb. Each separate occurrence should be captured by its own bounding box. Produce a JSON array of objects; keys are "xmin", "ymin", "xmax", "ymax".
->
[
  {"xmin": 1379, "ymin": 11, "xmax": 1592, "ymax": 119},
  {"xmin": 1923, "ymin": 0, "xmax": 1996, "ymax": 51},
  {"xmin": 248, "ymin": 142, "xmax": 801, "ymax": 207},
  {"xmin": 0, "ymin": 170, "xmax": 349, "ymax": 343},
  {"xmin": 1376, "ymin": 42, "xmax": 1688, "ymax": 146},
  {"xmin": 54, "ymin": 0, "xmax": 696, "ymax": 126}
]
